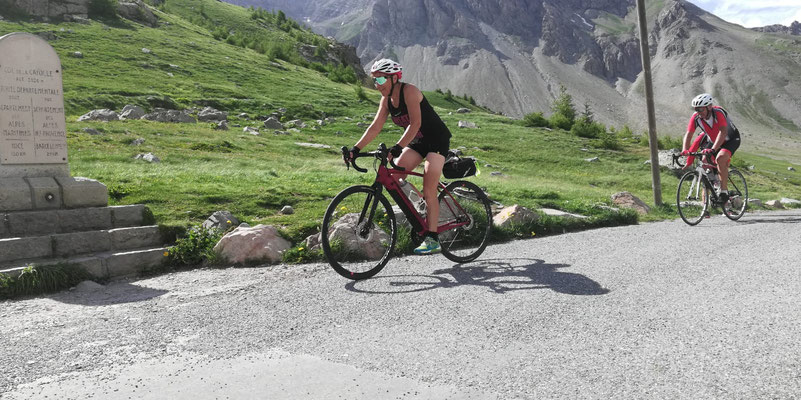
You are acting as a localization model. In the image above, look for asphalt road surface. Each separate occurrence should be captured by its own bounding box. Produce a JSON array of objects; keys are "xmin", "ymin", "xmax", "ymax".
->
[{"xmin": 2, "ymin": 210, "xmax": 800, "ymax": 399}]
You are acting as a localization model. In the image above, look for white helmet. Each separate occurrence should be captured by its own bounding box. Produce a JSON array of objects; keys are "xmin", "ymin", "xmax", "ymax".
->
[
  {"xmin": 691, "ymin": 93, "xmax": 714, "ymax": 108},
  {"xmin": 370, "ymin": 58, "xmax": 402, "ymax": 75}
]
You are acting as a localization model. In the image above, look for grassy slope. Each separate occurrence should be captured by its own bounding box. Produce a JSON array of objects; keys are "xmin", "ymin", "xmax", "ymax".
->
[{"xmin": 1, "ymin": 0, "xmax": 800, "ymax": 247}]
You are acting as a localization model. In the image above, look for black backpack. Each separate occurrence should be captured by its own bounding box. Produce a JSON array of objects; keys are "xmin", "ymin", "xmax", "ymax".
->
[
  {"xmin": 442, "ymin": 151, "xmax": 477, "ymax": 179},
  {"xmin": 694, "ymin": 106, "xmax": 738, "ymax": 140}
]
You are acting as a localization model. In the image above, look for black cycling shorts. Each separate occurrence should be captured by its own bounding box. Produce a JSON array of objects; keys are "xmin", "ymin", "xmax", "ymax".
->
[
  {"xmin": 407, "ymin": 135, "xmax": 450, "ymax": 158},
  {"xmin": 701, "ymin": 129, "xmax": 740, "ymax": 157}
]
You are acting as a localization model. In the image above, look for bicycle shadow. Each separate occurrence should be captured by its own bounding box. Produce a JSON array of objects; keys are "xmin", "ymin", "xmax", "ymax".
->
[
  {"xmin": 345, "ymin": 258, "xmax": 609, "ymax": 296},
  {"xmin": 46, "ymin": 282, "xmax": 168, "ymax": 306}
]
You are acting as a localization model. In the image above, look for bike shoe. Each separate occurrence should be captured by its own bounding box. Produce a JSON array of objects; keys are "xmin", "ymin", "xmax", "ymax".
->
[
  {"xmin": 718, "ymin": 190, "xmax": 729, "ymax": 203},
  {"xmin": 414, "ymin": 237, "xmax": 441, "ymax": 255}
]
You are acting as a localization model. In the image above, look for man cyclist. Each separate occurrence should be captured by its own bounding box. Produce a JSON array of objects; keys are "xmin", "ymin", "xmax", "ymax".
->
[
  {"xmin": 681, "ymin": 93, "xmax": 741, "ymax": 203},
  {"xmin": 348, "ymin": 58, "xmax": 452, "ymax": 255}
]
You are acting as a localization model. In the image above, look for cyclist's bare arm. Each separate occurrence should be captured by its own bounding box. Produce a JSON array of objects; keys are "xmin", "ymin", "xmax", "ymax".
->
[
  {"xmin": 355, "ymin": 96, "xmax": 390, "ymax": 150},
  {"xmin": 682, "ymin": 130, "xmax": 694, "ymax": 151}
]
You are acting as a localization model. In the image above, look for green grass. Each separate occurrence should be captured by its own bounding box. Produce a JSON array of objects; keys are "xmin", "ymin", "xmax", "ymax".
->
[{"xmin": 2, "ymin": 0, "xmax": 800, "ymax": 256}]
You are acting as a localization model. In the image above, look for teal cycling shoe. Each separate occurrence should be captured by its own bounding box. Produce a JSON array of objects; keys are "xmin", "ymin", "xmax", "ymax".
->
[{"xmin": 414, "ymin": 237, "xmax": 441, "ymax": 255}]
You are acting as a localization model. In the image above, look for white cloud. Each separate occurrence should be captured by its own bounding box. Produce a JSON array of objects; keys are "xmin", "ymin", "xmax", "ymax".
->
[{"xmin": 688, "ymin": 0, "xmax": 801, "ymax": 28}]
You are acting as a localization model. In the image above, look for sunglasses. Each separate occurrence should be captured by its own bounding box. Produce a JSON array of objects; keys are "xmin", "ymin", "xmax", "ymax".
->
[
  {"xmin": 695, "ymin": 107, "xmax": 707, "ymax": 112},
  {"xmin": 373, "ymin": 76, "xmax": 389, "ymax": 85}
]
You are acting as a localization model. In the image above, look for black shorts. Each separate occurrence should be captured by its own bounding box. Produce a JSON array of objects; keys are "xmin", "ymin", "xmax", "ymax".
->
[
  {"xmin": 701, "ymin": 129, "xmax": 740, "ymax": 157},
  {"xmin": 407, "ymin": 135, "xmax": 450, "ymax": 158}
]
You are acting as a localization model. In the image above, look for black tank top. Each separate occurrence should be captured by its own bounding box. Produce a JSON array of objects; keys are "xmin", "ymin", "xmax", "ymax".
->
[{"xmin": 387, "ymin": 83, "xmax": 451, "ymax": 141}]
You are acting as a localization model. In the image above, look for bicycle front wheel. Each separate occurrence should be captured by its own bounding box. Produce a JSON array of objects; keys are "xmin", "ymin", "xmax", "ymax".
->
[
  {"xmin": 723, "ymin": 169, "xmax": 748, "ymax": 221},
  {"xmin": 437, "ymin": 180, "xmax": 492, "ymax": 263},
  {"xmin": 676, "ymin": 171, "xmax": 709, "ymax": 226},
  {"xmin": 321, "ymin": 185, "xmax": 397, "ymax": 280}
]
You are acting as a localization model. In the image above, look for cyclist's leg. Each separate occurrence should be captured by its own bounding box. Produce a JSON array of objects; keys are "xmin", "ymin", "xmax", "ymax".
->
[
  {"xmin": 395, "ymin": 145, "xmax": 423, "ymax": 171},
  {"xmin": 423, "ymin": 152, "xmax": 446, "ymax": 233},
  {"xmin": 717, "ymin": 137, "xmax": 739, "ymax": 191}
]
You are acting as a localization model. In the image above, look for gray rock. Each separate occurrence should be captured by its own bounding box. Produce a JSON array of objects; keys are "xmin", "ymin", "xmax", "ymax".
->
[
  {"xmin": 81, "ymin": 127, "xmax": 102, "ymax": 135},
  {"xmin": 295, "ymin": 142, "xmax": 331, "ymax": 149},
  {"xmin": 202, "ymin": 211, "xmax": 239, "ymax": 232},
  {"xmin": 493, "ymin": 205, "xmax": 539, "ymax": 227},
  {"xmin": 274, "ymin": 130, "xmax": 290, "ymax": 135},
  {"xmin": 611, "ymin": 191, "xmax": 650, "ymax": 215},
  {"xmin": 780, "ymin": 198, "xmax": 800, "ymax": 206},
  {"xmin": 198, "ymin": 107, "xmax": 227, "ymax": 122},
  {"xmin": 78, "ymin": 109, "xmax": 119, "ymax": 122},
  {"xmin": 119, "ymin": 104, "xmax": 145, "ymax": 120},
  {"xmin": 117, "ymin": 0, "xmax": 158, "ymax": 27},
  {"xmin": 788, "ymin": 167, "xmax": 796, "ymax": 172},
  {"xmin": 243, "ymin": 127, "xmax": 260, "ymax": 135},
  {"xmin": 747, "ymin": 198, "xmax": 763, "ymax": 208},
  {"xmin": 71, "ymin": 51, "xmax": 83, "ymax": 58},
  {"xmin": 238, "ymin": 113, "xmax": 249, "ymax": 119},
  {"xmin": 456, "ymin": 108, "xmax": 471, "ymax": 113},
  {"xmin": 141, "ymin": 48, "xmax": 151, "ymax": 54},
  {"xmin": 280, "ymin": 206, "xmax": 294, "ymax": 215},
  {"xmin": 131, "ymin": 138, "xmax": 145, "ymax": 146},
  {"xmin": 585, "ymin": 157, "xmax": 600, "ymax": 163},
  {"xmin": 142, "ymin": 109, "xmax": 196, "ymax": 123},
  {"xmin": 215, "ymin": 121, "xmax": 229, "ymax": 131},
  {"xmin": 356, "ymin": 122, "xmax": 369, "ymax": 128},
  {"xmin": 539, "ymin": 208, "xmax": 587, "ymax": 219},
  {"xmin": 458, "ymin": 120, "xmax": 478, "ymax": 129},
  {"xmin": 765, "ymin": 200, "xmax": 785, "ymax": 209},
  {"xmin": 134, "ymin": 153, "xmax": 160, "ymax": 163},
  {"xmin": 263, "ymin": 117, "xmax": 283, "ymax": 130}
]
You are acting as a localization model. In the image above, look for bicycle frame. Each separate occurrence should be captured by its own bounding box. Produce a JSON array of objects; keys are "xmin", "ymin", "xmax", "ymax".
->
[{"xmin": 374, "ymin": 164, "xmax": 471, "ymax": 236}]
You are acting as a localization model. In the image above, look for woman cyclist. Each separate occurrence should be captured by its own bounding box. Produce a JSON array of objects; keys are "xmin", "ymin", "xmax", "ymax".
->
[{"xmin": 348, "ymin": 58, "xmax": 452, "ymax": 255}]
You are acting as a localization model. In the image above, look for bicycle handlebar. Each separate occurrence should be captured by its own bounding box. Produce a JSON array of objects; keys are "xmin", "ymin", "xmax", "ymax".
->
[
  {"xmin": 341, "ymin": 143, "xmax": 405, "ymax": 173},
  {"xmin": 671, "ymin": 151, "xmax": 718, "ymax": 168}
]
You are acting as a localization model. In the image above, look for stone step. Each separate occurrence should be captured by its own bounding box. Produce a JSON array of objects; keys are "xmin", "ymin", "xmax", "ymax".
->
[
  {"xmin": 0, "ymin": 246, "xmax": 170, "ymax": 280},
  {"xmin": 0, "ymin": 205, "xmax": 149, "ymax": 239},
  {"xmin": 0, "ymin": 225, "xmax": 163, "ymax": 264}
]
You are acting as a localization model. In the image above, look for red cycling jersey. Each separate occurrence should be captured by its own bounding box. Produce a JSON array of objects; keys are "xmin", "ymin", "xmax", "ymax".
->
[{"xmin": 687, "ymin": 108, "xmax": 728, "ymax": 143}]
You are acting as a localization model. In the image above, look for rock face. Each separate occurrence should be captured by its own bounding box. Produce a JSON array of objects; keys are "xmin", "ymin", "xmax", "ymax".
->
[
  {"xmin": 6, "ymin": 0, "xmax": 90, "ymax": 20},
  {"xmin": 213, "ymin": 224, "xmax": 291, "ymax": 264},
  {"xmin": 242, "ymin": 0, "xmax": 801, "ymax": 154},
  {"xmin": 116, "ymin": 0, "xmax": 158, "ymax": 27},
  {"xmin": 751, "ymin": 21, "xmax": 801, "ymax": 36}
]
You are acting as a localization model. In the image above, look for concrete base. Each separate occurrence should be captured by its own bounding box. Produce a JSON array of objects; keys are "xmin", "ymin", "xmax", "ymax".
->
[{"xmin": 0, "ymin": 164, "xmax": 70, "ymax": 179}]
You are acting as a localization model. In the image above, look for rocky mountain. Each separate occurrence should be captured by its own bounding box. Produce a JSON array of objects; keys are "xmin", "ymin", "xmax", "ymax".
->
[
  {"xmin": 752, "ymin": 21, "xmax": 801, "ymax": 36},
  {"xmin": 229, "ymin": 0, "xmax": 801, "ymax": 154}
]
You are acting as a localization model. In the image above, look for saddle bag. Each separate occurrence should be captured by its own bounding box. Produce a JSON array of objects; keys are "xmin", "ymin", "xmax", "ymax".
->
[{"xmin": 442, "ymin": 152, "xmax": 477, "ymax": 179}]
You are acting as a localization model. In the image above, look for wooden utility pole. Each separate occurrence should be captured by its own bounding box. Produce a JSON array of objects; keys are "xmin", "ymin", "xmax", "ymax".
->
[{"xmin": 636, "ymin": 0, "xmax": 662, "ymax": 205}]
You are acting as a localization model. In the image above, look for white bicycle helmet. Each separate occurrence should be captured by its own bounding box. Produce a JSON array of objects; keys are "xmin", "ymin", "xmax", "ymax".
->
[
  {"xmin": 370, "ymin": 58, "xmax": 403, "ymax": 75},
  {"xmin": 691, "ymin": 93, "xmax": 714, "ymax": 108}
]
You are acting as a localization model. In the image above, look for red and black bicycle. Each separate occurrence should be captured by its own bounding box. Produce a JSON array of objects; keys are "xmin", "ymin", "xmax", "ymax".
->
[{"xmin": 322, "ymin": 143, "xmax": 492, "ymax": 280}]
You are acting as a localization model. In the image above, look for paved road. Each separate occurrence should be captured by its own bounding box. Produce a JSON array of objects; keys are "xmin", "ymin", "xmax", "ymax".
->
[{"xmin": 2, "ymin": 210, "xmax": 800, "ymax": 399}]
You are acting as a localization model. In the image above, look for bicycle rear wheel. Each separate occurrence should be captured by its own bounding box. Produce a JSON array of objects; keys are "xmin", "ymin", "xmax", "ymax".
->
[
  {"xmin": 676, "ymin": 171, "xmax": 709, "ymax": 226},
  {"xmin": 437, "ymin": 181, "xmax": 492, "ymax": 263},
  {"xmin": 321, "ymin": 185, "xmax": 397, "ymax": 280},
  {"xmin": 723, "ymin": 168, "xmax": 748, "ymax": 221}
]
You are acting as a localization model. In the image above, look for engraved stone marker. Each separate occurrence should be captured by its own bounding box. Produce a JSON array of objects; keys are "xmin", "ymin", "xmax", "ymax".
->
[
  {"xmin": 0, "ymin": 33, "xmax": 107, "ymax": 212},
  {"xmin": 0, "ymin": 32, "xmax": 70, "ymax": 178}
]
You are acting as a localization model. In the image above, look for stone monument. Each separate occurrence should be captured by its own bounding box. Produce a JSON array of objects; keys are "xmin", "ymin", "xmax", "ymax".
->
[{"xmin": 0, "ymin": 33, "xmax": 166, "ymax": 279}]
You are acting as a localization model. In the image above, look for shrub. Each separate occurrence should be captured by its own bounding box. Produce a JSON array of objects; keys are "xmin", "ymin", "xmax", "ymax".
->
[
  {"xmin": 617, "ymin": 125, "xmax": 634, "ymax": 139},
  {"xmin": 571, "ymin": 116, "xmax": 605, "ymax": 138},
  {"xmin": 549, "ymin": 113, "xmax": 572, "ymax": 130},
  {"xmin": 595, "ymin": 130, "xmax": 624, "ymax": 150},
  {"xmin": 165, "ymin": 226, "xmax": 224, "ymax": 268},
  {"xmin": 551, "ymin": 84, "xmax": 576, "ymax": 125},
  {"xmin": 354, "ymin": 85, "xmax": 368, "ymax": 101},
  {"xmin": 522, "ymin": 112, "xmax": 550, "ymax": 128},
  {"xmin": 0, "ymin": 264, "xmax": 90, "ymax": 299},
  {"xmin": 444, "ymin": 89, "xmax": 454, "ymax": 102}
]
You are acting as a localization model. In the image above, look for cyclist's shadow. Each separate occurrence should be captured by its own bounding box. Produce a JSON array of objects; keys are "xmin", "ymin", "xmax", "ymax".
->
[{"xmin": 345, "ymin": 258, "xmax": 609, "ymax": 295}]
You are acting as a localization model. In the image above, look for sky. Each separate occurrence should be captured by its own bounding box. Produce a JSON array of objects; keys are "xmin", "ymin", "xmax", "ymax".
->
[{"xmin": 687, "ymin": 0, "xmax": 801, "ymax": 28}]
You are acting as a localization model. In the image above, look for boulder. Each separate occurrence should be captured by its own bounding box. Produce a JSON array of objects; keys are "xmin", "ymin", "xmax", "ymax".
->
[
  {"xmin": 197, "ymin": 106, "xmax": 227, "ymax": 122},
  {"xmin": 280, "ymin": 206, "xmax": 294, "ymax": 215},
  {"xmin": 456, "ymin": 108, "xmax": 471, "ymax": 113},
  {"xmin": 611, "ymin": 192, "xmax": 650, "ymax": 215},
  {"xmin": 117, "ymin": 0, "xmax": 158, "ymax": 27},
  {"xmin": 215, "ymin": 121, "xmax": 229, "ymax": 130},
  {"xmin": 325, "ymin": 214, "xmax": 390, "ymax": 260},
  {"xmin": 493, "ymin": 205, "xmax": 539, "ymax": 228},
  {"xmin": 263, "ymin": 117, "xmax": 283, "ymax": 130},
  {"xmin": 748, "ymin": 198, "xmax": 763, "ymax": 208},
  {"xmin": 213, "ymin": 224, "xmax": 291, "ymax": 264},
  {"xmin": 78, "ymin": 109, "xmax": 119, "ymax": 122},
  {"xmin": 780, "ymin": 198, "xmax": 800, "ymax": 206},
  {"xmin": 765, "ymin": 200, "xmax": 785, "ymax": 209},
  {"xmin": 243, "ymin": 126, "xmax": 260, "ymax": 135},
  {"xmin": 81, "ymin": 127, "xmax": 102, "ymax": 135},
  {"xmin": 585, "ymin": 157, "xmax": 600, "ymax": 163},
  {"xmin": 458, "ymin": 120, "xmax": 478, "ymax": 129},
  {"xmin": 202, "ymin": 211, "xmax": 240, "ymax": 232},
  {"xmin": 142, "ymin": 109, "xmax": 196, "ymax": 123},
  {"xmin": 119, "ymin": 104, "xmax": 145, "ymax": 120},
  {"xmin": 134, "ymin": 153, "xmax": 160, "ymax": 163},
  {"xmin": 539, "ymin": 208, "xmax": 587, "ymax": 219}
]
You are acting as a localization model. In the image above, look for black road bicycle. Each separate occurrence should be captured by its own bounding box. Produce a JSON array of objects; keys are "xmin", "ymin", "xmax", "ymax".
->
[{"xmin": 672, "ymin": 151, "xmax": 748, "ymax": 225}]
